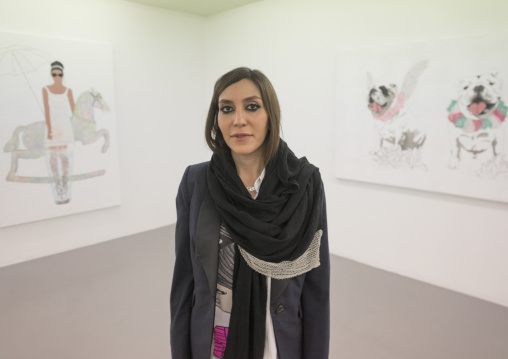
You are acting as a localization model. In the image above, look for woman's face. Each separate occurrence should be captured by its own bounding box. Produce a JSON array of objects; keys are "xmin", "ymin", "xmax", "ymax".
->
[
  {"xmin": 217, "ymin": 79, "xmax": 268, "ymax": 161},
  {"xmin": 51, "ymin": 69, "xmax": 63, "ymax": 84}
]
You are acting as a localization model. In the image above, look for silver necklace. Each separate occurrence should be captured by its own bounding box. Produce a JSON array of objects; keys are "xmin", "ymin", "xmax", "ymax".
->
[{"xmin": 246, "ymin": 186, "xmax": 256, "ymax": 192}]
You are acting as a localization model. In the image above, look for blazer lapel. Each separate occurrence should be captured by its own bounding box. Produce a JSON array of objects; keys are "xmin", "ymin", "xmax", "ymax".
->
[
  {"xmin": 271, "ymin": 278, "xmax": 289, "ymax": 304},
  {"xmin": 195, "ymin": 190, "xmax": 221, "ymax": 299}
]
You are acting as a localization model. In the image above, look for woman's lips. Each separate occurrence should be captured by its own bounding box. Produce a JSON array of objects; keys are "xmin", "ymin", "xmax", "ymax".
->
[{"xmin": 232, "ymin": 133, "xmax": 252, "ymax": 140}]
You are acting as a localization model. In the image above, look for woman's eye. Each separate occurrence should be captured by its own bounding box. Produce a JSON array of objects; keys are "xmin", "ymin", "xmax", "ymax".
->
[
  {"xmin": 246, "ymin": 104, "xmax": 260, "ymax": 111},
  {"xmin": 220, "ymin": 106, "xmax": 234, "ymax": 114}
]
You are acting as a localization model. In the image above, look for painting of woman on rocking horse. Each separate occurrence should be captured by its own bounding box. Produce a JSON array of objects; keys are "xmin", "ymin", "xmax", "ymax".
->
[{"xmin": 3, "ymin": 60, "xmax": 111, "ymax": 205}]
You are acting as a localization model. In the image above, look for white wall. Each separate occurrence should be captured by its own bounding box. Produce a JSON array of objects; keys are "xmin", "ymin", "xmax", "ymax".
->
[
  {"xmin": 204, "ymin": 0, "xmax": 508, "ymax": 307},
  {"xmin": 0, "ymin": 0, "xmax": 210, "ymax": 267},
  {"xmin": 2, "ymin": 0, "xmax": 507, "ymax": 309}
]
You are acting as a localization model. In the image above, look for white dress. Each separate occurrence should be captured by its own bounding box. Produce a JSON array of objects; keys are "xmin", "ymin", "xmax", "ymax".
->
[{"xmin": 44, "ymin": 87, "xmax": 74, "ymax": 147}]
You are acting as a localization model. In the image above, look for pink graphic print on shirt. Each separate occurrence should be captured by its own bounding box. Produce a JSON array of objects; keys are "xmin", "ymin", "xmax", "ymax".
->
[{"xmin": 213, "ymin": 326, "xmax": 229, "ymax": 358}]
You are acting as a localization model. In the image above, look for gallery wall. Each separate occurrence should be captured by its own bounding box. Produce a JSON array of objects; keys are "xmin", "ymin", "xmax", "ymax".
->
[
  {"xmin": 1, "ymin": 0, "xmax": 507, "ymax": 309},
  {"xmin": 205, "ymin": 0, "xmax": 508, "ymax": 307},
  {"xmin": 0, "ymin": 0, "xmax": 209, "ymax": 267}
]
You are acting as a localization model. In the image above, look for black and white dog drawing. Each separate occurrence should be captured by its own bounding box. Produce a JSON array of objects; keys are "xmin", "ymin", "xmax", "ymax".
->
[
  {"xmin": 367, "ymin": 60, "xmax": 428, "ymax": 169},
  {"xmin": 447, "ymin": 71, "xmax": 507, "ymax": 175}
]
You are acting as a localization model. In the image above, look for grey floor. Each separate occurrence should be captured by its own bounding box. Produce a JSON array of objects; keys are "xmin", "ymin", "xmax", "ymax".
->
[
  {"xmin": 1, "ymin": 225, "xmax": 507, "ymax": 358},
  {"xmin": 332, "ymin": 253, "xmax": 508, "ymax": 358}
]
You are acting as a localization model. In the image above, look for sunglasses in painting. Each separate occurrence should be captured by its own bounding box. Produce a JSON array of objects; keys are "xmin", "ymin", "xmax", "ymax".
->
[{"xmin": 51, "ymin": 73, "xmax": 63, "ymax": 77}]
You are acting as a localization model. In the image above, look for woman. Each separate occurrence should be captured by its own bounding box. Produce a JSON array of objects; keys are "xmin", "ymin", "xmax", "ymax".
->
[
  {"xmin": 43, "ymin": 61, "xmax": 75, "ymax": 204},
  {"xmin": 170, "ymin": 67, "xmax": 330, "ymax": 359}
]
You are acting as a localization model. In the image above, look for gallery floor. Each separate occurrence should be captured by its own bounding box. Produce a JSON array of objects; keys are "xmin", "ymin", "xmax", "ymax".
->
[{"xmin": 1, "ymin": 225, "xmax": 507, "ymax": 358}]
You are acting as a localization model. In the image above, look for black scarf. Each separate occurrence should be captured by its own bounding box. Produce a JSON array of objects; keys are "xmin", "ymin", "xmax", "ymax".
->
[{"xmin": 207, "ymin": 140, "xmax": 322, "ymax": 359}]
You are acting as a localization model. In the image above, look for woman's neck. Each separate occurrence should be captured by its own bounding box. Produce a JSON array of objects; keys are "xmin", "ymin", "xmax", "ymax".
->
[
  {"xmin": 232, "ymin": 152, "xmax": 264, "ymax": 187},
  {"xmin": 48, "ymin": 84, "xmax": 66, "ymax": 94}
]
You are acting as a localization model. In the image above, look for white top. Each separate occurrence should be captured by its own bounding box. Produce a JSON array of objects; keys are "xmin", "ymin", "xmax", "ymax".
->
[
  {"xmin": 251, "ymin": 168, "xmax": 265, "ymax": 197},
  {"xmin": 44, "ymin": 87, "xmax": 74, "ymax": 147}
]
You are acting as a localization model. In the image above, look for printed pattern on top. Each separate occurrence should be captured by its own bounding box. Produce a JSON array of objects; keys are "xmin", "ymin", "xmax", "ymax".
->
[{"xmin": 212, "ymin": 224, "xmax": 235, "ymax": 359}]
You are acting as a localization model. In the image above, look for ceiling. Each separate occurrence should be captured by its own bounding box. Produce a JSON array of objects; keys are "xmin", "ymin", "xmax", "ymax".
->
[{"xmin": 125, "ymin": 0, "xmax": 263, "ymax": 16}]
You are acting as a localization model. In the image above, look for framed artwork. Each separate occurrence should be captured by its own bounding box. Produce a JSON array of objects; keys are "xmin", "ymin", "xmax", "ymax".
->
[
  {"xmin": 0, "ymin": 31, "xmax": 121, "ymax": 227},
  {"xmin": 335, "ymin": 35, "xmax": 508, "ymax": 203}
]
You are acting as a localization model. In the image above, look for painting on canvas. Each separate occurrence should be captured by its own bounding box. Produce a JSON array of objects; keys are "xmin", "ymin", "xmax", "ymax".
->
[
  {"xmin": 335, "ymin": 35, "xmax": 508, "ymax": 203},
  {"xmin": 0, "ymin": 32, "xmax": 121, "ymax": 227}
]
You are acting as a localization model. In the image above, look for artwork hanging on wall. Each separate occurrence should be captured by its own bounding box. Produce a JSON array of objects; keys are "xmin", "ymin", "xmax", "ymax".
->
[
  {"xmin": 335, "ymin": 35, "xmax": 508, "ymax": 203},
  {"xmin": 0, "ymin": 31, "xmax": 121, "ymax": 227}
]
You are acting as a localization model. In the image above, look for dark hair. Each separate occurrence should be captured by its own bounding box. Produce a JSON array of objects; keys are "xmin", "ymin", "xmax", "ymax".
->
[
  {"xmin": 379, "ymin": 85, "xmax": 390, "ymax": 97},
  {"xmin": 50, "ymin": 61, "xmax": 64, "ymax": 72},
  {"xmin": 205, "ymin": 67, "xmax": 281, "ymax": 166}
]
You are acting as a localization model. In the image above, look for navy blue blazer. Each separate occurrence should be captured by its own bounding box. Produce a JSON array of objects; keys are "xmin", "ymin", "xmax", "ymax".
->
[{"xmin": 170, "ymin": 161, "xmax": 330, "ymax": 359}]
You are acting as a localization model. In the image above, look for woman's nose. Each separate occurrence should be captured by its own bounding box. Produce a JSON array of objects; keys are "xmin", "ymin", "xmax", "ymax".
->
[{"xmin": 234, "ymin": 109, "xmax": 247, "ymax": 126}]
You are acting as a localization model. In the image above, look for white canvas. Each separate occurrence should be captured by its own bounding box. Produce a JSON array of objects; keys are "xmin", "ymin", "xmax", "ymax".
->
[
  {"xmin": 0, "ymin": 31, "xmax": 121, "ymax": 227},
  {"xmin": 335, "ymin": 35, "xmax": 508, "ymax": 203}
]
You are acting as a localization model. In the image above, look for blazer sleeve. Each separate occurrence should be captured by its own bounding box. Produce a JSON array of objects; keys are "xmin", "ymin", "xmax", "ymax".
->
[
  {"xmin": 301, "ymin": 181, "xmax": 330, "ymax": 358},
  {"xmin": 170, "ymin": 166, "xmax": 195, "ymax": 359}
]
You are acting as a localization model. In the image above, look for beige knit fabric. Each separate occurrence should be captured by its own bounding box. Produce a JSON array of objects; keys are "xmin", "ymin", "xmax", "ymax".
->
[{"xmin": 238, "ymin": 230, "xmax": 323, "ymax": 279}]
